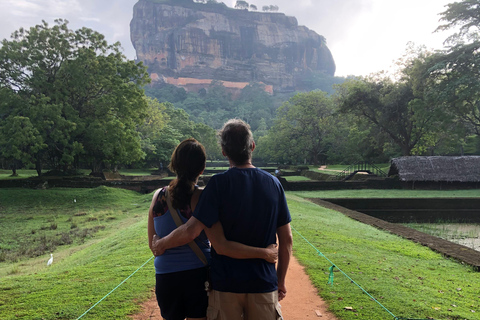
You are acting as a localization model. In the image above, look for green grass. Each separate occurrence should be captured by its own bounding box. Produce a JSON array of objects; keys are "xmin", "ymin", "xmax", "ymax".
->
[
  {"xmin": 287, "ymin": 193, "xmax": 480, "ymax": 320},
  {"xmin": 1, "ymin": 187, "xmax": 479, "ymax": 319},
  {"xmin": 0, "ymin": 187, "xmax": 154, "ymax": 320},
  {"xmin": 118, "ymin": 168, "xmax": 156, "ymax": 176},
  {"xmin": 284, "ymin": 176, "xmax": 311, "ymax": 182},
  {"xmin": 0, "ymin": 169, "xmax": 38, "ymax": 180},
  {"xmin": 308, "ymin": 163, "xmax": 391, "ymax": 176},
  {"xmin": 289, "ymin": 189, "xmax": 480, "ymax": 198}
]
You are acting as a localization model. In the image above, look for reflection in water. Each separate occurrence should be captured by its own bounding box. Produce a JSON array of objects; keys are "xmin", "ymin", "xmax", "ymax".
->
[{"xmin": 403, "ymin": 223, "xmax": 480, "ymax": 252}]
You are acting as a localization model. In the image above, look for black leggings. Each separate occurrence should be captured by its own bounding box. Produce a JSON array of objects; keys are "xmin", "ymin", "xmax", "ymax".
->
[{"xmin": 155, "ymin": 267, "xmax": 208, "ymax": 320}]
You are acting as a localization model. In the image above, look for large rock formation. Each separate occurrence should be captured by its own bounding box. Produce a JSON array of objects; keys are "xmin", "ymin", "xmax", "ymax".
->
[{"xmin": 130, "ymin": 0, "xmax": 336, "ymax": 92}]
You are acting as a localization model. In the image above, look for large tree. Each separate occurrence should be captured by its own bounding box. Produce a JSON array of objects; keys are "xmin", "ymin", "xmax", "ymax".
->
[
  {"xmin": 258, "ymin": 91, "xmax": 337, "ymax": 165},
  {"xmin": 425, "ymin": 0, "xmax": 480, "ymax": 139},
  {"xmin": 436, "ymin": 0, "xmax": 480, "ymax": 44},
  {"xmin": 0, "ymin": 116, "xmax": 46, "ymax": 175},
  {"xmin": 335, "ymin": 47, "xmax": 451, "ymax": 156},
  {"xmin": 0, "ymin": 19, "xmax": 150, "ymax": 175}
]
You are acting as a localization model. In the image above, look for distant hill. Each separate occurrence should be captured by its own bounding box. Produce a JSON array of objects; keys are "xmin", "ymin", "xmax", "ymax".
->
[{"xmin": 130, "ymin": 0, "xmax": 336, "ymax": 93}]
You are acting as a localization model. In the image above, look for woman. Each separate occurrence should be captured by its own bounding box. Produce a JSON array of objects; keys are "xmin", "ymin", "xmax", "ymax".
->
[{"xmin": 148, "ymin": 138, "xmax": 277, "ymax": 320}]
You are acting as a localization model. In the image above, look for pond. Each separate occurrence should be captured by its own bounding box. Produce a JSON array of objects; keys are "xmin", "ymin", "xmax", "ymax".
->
[{"xmin": 403, "ymin": 223, "xmax": 480, "ymax": 252}]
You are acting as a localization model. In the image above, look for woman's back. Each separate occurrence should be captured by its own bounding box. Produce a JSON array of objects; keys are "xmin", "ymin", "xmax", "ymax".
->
[{"xmin": 152, "ymin": 186, "xmax": 210, "ymax": 274}]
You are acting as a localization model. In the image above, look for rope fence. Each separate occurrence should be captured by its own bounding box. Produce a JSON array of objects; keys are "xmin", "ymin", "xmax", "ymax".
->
[
  {"xmin": 76, "ymin": 255, "xmax": 154, "ymax": 320},
  {"xmin": 75, "ymin": 227, "xmax": 435, "ymax": 320},
  {"xmin": 291, "ymin": 225, "xmax": 435, "ymax": 320}
]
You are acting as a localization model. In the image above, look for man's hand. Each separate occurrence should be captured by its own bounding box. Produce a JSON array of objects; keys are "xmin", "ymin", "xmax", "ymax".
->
[
  {"xmin": 151, "ymin": 234, "xmax": 166, "ymax": 256},
  {"xmin": 264, "ymin": 244, "xmax": 278, "ymax": 264},
  {"xmin": 278, "ymin": 283, "xmax": 287, "ymax": 301}
]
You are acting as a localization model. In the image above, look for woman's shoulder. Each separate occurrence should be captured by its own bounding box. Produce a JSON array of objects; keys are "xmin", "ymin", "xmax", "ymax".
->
[{"xmin": 152, "ymin": 187, "xmax": 168, "ymax": 217}]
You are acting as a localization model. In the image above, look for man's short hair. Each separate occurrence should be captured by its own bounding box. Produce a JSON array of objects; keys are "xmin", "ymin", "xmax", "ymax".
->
[{"xmin": 219, "ymin": 119, "xmax": 254, "ymax": 165}]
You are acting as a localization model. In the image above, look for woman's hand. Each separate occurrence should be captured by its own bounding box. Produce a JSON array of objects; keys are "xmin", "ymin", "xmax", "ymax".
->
[
  {"xmin": 151, "ymin": 234, "xmax": 166, "ymax": 256},
  {"xmin": 264, "ymin": 244, "xmax": 278, "ymax": 264}
]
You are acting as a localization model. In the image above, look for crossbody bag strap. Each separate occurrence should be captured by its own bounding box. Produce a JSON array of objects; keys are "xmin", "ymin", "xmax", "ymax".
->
[{"xmin": 165, "ymin": 187, "xmax": 208, "ymax": 266}]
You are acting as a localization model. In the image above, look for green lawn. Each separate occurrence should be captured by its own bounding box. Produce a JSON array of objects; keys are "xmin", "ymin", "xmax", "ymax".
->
[
  {"xmin": 287, "ymin": 193, "xmax": 479, "ymax": 320},
  {"xmin": 289, "ymin": 189, "xmax": 480, "ymax": 198},
  {"xmin": 0, "ymin": 187, "xmax": 479, "ymax": 319},
  {"xmin": 0, "ymin": 169, "xmax": 38, "ymax": 180},
  {"xmin": 284, "ymin": 175, "xmax": 311, "ymax": 182},
  {"xmin": 308, "ymin": 163, "xmax": 391, "ymax": 176},
  {"xmin": 0, "ymin": 187, "xmax": 154, "ymax": 319}
]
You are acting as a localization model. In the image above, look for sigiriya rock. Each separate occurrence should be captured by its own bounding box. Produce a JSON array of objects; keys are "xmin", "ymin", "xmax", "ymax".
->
[{"xmin": 130, "ymin": 0, "xmax": 336, "ymax": 92}]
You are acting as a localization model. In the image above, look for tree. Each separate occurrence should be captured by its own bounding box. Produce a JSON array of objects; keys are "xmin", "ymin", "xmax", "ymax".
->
[
  {"xmin": 193, "ymin": 122, "xmax": 222, "ymax": 160},
  {"xmin": 250, "ymin": 4, "xmax": 257, "ymax": 11},
  {"xmin": 436, "ymin": 0, "xmax": 480, "ymax": 44},
  {"xmin": 425, "ymin": 0, "xmax": 480, "ymax": 138},
  {"xmin": 235, "ymin": 1, "xmax": 249, "ymax": 9},
  {"xmin": 335, "ymin": 46, "xmax": 454, "ymax": 157},
  {"xmin": 425, "ymin": 43, "xmax": 480, "ymax": 137},
  {"xmin": 234, "ymin": 83, "xmax": 275, "ymax": 131},
  {"xmin": 0, "ymin": 20, "xmax": 150, "ymax": 175},
  {"xmin": 258, "ymin": 91, "xmax": 337, "ymax": 165},
  {"xmin": 269, "ymin": 5, "xmax": 279, "ymax": 12},
  {"xmin": 0, "ymin": 116, "xmax": 46, "ymax": 175}
]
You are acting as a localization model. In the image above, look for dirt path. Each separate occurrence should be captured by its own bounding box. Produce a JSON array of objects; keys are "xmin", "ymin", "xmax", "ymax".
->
[
  {"xmin": 318, "ymin": 166, "xmax": 342, "ymax": 173},
  {"xmin": 130, "ymin": 255, "xmax": 338, "ymax": 319}
]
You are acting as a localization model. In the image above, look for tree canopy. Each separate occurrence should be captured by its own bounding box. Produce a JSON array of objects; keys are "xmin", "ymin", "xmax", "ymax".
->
[
  {"xmin": 335, "ymin": 46, "xmax": 456, "ymax": 156},
  {"xmin": 258, "ymin": 91, "xmax": 338, "ymax": 164},
  {"xmin": 426, "ymin": 0, "xmax": 480, "ymax": 140},
  {"xmin": 0, "ymin": 19, "xmax": 150, "ymax": 175}
]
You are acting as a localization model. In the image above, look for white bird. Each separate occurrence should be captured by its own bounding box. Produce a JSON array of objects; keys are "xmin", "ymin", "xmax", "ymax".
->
[{"xmin": 47, "ymin": 254, "xmax": 53, "ymax": 266}]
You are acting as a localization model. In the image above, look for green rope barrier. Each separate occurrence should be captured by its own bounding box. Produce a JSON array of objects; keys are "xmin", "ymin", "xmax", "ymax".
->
[
  {"xmin": 291, "ymin": 225, "xmax": 435, "ymax": 320},
  {"xmin": 327, "ymin": 265, "xmax": 335, "ymax": 285},
  {"xmin": 76, "ymin": 255, "xmax": 154, "ymax": 320}
]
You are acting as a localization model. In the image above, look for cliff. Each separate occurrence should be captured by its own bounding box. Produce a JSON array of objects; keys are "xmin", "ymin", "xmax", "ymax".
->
[{"xmin": 130, "ymin": 0, "xmax": 336, "ymax": 92}]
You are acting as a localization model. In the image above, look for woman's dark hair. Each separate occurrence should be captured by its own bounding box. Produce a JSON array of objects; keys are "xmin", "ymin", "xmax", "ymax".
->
[
  {"xmin": 168, "ymin": 138, "xmax": 206, "ymax": 209},
  {"xmin": 219, "ymin": 119, "xmax": 254, "ymax": 165}
]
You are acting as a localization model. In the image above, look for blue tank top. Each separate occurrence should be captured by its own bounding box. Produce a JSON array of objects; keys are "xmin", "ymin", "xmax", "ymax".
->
[{"xmin": 152, "ymin": 187, "xmax": 210, "ymax": 274}]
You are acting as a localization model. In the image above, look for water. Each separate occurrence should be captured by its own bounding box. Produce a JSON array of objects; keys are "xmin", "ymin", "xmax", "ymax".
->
[{"xmin": 403, "ymin": 223, "xmax": 480, "ymax": 252}]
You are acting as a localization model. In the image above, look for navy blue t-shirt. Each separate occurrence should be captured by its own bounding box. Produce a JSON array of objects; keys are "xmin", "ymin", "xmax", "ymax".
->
[{"xmin": 193, "ymin": 167, "xmax": 291, "ymax": 293}]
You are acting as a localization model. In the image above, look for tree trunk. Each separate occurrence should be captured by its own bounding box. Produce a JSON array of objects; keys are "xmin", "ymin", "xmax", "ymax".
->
[
  {"xmin": 91, "ymin": 158, "xmax": 102, "ymax": 174},
  {"xmin": 400, "ymin": 144, "xmax": 412, "ymax": 156},
  {"xmin": 35, "ymin": 159, "xmax": 43, "ymax": 176}
]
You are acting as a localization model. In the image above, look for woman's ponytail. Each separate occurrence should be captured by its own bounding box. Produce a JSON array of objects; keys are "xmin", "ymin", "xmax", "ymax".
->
[{"xmin": 167, "ymin": 139, "xmax": 206, "ymax": 209}]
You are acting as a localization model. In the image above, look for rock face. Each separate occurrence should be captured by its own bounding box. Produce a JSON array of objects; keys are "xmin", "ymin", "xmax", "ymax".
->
[{"xmin": 130, "ymin": 0, "xmax": 336, "ymax": 92}]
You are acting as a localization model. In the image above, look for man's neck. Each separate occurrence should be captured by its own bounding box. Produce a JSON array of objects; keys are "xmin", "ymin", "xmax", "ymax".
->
[{"xmin": 229, "ymin": 160, "xmax": 255, "ymax": 169}]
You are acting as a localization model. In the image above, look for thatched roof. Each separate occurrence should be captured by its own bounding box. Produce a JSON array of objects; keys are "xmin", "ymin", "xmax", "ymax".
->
[{"xmin": 388, "ymin": 156, "xmax": 480, "ymax": 182}]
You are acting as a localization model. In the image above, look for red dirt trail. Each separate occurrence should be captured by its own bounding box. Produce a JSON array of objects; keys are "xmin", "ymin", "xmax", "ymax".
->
[{"xmin": 130, "ymin": 255, "xmax": 339, "ymax": 320}]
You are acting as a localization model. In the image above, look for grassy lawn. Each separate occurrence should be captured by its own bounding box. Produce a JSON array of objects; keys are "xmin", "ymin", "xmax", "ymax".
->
[
  {"xmin": 0, "ymin": 187, "xmax": 154, "ymax": 319},
  {"xmin": 1, "ymin": 187, "xmax": 479, "ymax": 319},
  {"xmin": 0, "ymin": 169, "xmax": 38, "ymax": 180},
  {"xmin": 309, "ymin": 163, "xmax": 391, "ymax": 175},
  {"xmin": 287, "ymin": 193, "xmax": 479, "ymax": 320},
  {"xmin": 118, "ymin": 168, "xmax": 157, "ymax": 176},
  {"xmin": 289, "ymin": 189, "xmax": 480, "ymax": 198},
  {"xmin": 284, "ymin": 176, "xmax": 311, "ymax": 182}
]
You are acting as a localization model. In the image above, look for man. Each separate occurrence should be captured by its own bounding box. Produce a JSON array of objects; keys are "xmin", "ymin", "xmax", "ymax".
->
[{"xmin": 152, "ymin": 118, "xmax": 292, "ymax": 320}]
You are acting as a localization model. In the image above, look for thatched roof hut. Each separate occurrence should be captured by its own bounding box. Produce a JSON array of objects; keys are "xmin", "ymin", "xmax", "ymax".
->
[{"xmin": 388, "ymin": 156, "xmax": 480, "ymax": 182}]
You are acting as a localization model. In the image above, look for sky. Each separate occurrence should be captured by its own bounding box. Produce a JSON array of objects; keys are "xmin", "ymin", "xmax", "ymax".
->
[{"xmin": 0, "ymin": 0, "xmax": 454, "ymax": 77}]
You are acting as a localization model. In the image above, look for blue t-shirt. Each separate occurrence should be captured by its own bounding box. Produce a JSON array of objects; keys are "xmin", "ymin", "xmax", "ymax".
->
[
  {"xmin": 153, "ymin": 187, "xmax": 211, "ymax": 274},
  {"xmin": 193, "ymin": 167, "xmax": 291, "ymax": 293}
]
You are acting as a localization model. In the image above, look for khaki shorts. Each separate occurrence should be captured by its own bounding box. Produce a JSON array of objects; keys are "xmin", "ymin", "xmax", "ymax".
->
[{"xmin": 207, "ymin": 290, "xmax": 283, "ymax": 320}]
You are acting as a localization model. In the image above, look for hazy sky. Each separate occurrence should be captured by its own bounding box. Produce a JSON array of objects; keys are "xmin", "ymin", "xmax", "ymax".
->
[{"xmin": 0, "ymin": 0, "xmax": 454, "ymax": 77}]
